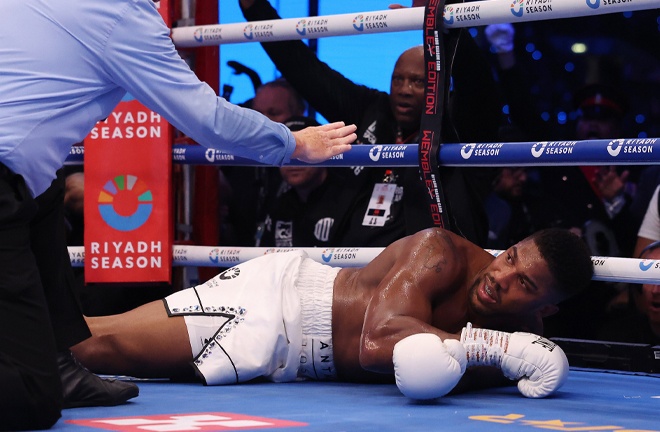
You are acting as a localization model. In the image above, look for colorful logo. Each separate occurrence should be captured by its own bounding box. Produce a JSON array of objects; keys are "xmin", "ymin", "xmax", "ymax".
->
[
  {"xmin": 322, "ymin": 248, "xmax": 334, "ymax": 263},
  {"xmin": 352, "ymin": 15, "xmax": 364, "ymax": 32},
  {"xmin": 209, "ymin": 248, "xmax": 220, "ymax": 264},
  {"xmin": 193, "ymin": 27, "xmax": 204, "ymax": 43},
  {"xmin": 510, "ymin": 0, "xmax": 524, "ymax": 17},
  {"xmin": 296, "ymin": 19, "xmax": 307, "ymax": 36},
  {"xmin": 243, "ymin": 24, "xmax": 254, "ymax": 40},
  {"xmin": 98, "ymin": 175, "xmax": 153, "ymax": 232},
  {"xmin": 443, "ymin": 6, "xmax": 455, "ymax": 25}
]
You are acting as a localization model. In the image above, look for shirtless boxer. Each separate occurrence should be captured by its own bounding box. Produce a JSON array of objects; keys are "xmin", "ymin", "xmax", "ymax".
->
[{"xmin": 72, "ymin": 227, "xmax": 593, "ymax": 399}]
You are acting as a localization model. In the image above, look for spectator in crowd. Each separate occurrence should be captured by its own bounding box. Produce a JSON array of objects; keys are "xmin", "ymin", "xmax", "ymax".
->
[
  {"xmin": 223, "ymin": 79, "xmax": 308, "ymax": 246},
  {"xmin": 239, "ymin": 0, "xmax": 504, "ymax": 248},
  {"xmin": 485, "ymin": 167, "xmax": 575, "ymax": 250},
  {"xmin": 479, "ymin": 8, "xmax": 660, "ymax": 345},
  {"xmin": 260, "ymin": 116, "xmax": 404, "ymax": 248},
  {"xmin": 482, "ymin": 24, "xmax": 644, "ymax": 258},
  {"xmin": 483, "ymin": 23, "xmax": 551, "ymax": 141},
  {"xmin": 597, "ymin": 241, "xmax": 660, "ymax": 345},
  {"xmin": 261, "ymin": 116, "xmax": 342, "ymax": 247},
  {"xmin": 634, "ymin": 184, "xmax": 660, "ymax": 258},
  {"xmin": 540, "ymin": 84, "xmax": 638, "ymax": 258}
]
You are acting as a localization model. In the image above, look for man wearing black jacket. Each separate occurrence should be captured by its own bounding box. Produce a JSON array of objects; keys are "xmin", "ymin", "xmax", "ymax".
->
[{"xmin": 239, "ymin": 0, "xmax": 504, "ymax": 247}]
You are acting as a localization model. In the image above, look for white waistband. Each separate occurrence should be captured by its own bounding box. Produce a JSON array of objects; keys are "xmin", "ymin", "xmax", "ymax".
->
[{"xmin": 295, "ymin": 258, "xmax": 340, "ymax": 380}]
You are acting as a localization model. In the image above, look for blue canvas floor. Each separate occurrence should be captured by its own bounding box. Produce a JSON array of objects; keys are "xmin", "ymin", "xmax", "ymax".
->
[{"xmin": 53, "ymin": 369, "xmax": 659, "ymax": 431}]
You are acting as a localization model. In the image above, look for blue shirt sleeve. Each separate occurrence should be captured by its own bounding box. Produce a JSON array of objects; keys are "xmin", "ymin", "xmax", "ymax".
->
[{"xmin": 101, "ymin": 0, "xmax": 295, "ymax": 166}]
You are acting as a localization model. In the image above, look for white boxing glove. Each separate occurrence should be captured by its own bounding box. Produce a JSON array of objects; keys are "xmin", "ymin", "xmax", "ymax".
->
[
  {"xmin": 460, "ymin": 323, "xmax": 569, "ymax": 398},
  {"xmin": 393, "ymin": 333, "xmax": 467, "ymax": 400}
]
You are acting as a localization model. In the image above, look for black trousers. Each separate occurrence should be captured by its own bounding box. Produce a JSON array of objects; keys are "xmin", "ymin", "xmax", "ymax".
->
[{"xmin": 0, "ymin": 165, "xmax": 90, "ymax": 430}]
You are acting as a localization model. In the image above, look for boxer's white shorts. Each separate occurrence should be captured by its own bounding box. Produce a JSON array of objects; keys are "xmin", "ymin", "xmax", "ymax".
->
[{"xmin": 164, "ymin": 251, "xmax": 340, "ymax": 385}]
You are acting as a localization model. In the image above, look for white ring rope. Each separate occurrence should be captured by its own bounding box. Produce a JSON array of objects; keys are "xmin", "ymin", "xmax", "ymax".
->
[
  {"xmin": 172, "ymin": 0, "xmax": 659, "ymax": 48},
  {"xmin": 68, "ymin": 245, "xmax": 660, "ymax": 285}
]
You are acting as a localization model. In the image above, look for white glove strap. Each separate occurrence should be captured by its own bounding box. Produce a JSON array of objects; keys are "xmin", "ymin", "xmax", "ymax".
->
[{"xmin": 460, "ymin": 322, "xmax": 511, "ymax": 368}]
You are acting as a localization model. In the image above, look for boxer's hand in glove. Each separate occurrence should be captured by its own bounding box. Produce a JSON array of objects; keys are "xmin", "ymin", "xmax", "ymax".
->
[
  {"xmin": 460, "ymin": 323, "xmax": 569, "ymax": 398},
  {"xmin": 393, "ymin": 333, "xmax": 467, "ymax": 400}
]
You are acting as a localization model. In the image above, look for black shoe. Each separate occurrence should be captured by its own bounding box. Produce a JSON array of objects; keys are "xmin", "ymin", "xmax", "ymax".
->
[{"xmin": 58, "ymin": 350, "xmax": 139, "ymax": 408}]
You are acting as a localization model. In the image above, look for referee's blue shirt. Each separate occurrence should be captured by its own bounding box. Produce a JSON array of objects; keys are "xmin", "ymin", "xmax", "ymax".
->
[{"xmin": 0, "ymin": 0, "xmax": 295, "ymax": 197}]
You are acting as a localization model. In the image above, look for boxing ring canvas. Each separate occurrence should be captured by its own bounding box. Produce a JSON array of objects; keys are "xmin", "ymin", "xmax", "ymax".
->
[{"xmin": 54, "ymin": 369, "xmax": 659, "ymax": 431}]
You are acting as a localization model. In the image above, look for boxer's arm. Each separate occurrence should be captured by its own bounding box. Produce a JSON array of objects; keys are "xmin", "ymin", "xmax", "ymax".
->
[{"xmin": 358, "ymin": 228, "xmax": 463, "ymax": 374}]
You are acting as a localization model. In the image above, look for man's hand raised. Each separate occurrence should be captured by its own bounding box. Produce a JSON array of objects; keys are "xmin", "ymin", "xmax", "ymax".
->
[{"xmin": 291, "ymin": 121, "xmax": 356, "ymax": 164}]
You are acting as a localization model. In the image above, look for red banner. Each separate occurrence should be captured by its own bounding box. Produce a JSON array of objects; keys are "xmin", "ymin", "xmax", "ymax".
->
[{"xmin": 84, "ymin": 1, "xmax": 173, "ymax": 283}]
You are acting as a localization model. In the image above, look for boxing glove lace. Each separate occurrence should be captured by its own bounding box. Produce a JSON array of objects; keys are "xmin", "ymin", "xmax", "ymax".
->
[{"xmin": 460, "ymin": 322, "xmax": 569, "ymax": 398}]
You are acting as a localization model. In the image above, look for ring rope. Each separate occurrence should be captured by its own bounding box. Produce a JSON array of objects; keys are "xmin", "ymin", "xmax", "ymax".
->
[
  {"xmin": 65, "ymin": 138, "xmax": 660, "ymax": 167},
  {"xmin": 171, "ymin": 0, "xmax": 659, "ymax": 48},
  {"xmin": 67, "ymin": 245, "xmax": 660, "ymax": 285}
]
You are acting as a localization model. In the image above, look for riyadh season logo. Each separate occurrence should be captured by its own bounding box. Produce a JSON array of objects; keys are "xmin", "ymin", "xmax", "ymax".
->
[
  {"xmin": 98, "ymin": 175, "xmax": 153, "ymax": 232},
  {"xmin": 205, "ymin": 149, "xmax": 216, "ymax": 163},
  {"xmin": 193, "ymin": 28, "xmax": 203, "ymax": 43},
  {"xmin": 209, "ymin": 248, "xmax": 220, "ymax": 264},
  {"xmin": 639, "ymin": 260, "xmax": 654, "ymax": 272},
  {"xmin": 322, "ymin": 248, "xmax": 334, "ymax": 263},
  {"xmin": 510, "ymin": 0, "xmax": 525, "ymax": 17},
  {"xmin": 193, "ymin": 27, "xmax": 222, "ymax": 44},
  {"xmin": 353, "ymin": 15, "xmax": 365, "ymax": 32},
  {"xmin": 204, "ymin": 148, "xmax": 235, "ymax": 163},
  {"xmin": 369, "ymin": 145, "xmax": 383, "ymax": 161},
  {"xmin": 586, "ymin": 0, "xmax": 600, "ymax": 9},
  {"xmin": 208, "ymin": 248, "xmax": 241, "ymax": 265},
  {"xmin": 459, "ymin": 143, "xmax": 502, "ymax": 158},
  {"xmin": 460, "ymin": 144, "xmax": 476, "ymax": 159},
  {"xmin": 607, "ymin": 139, "xmax": 625, "ymax": 157},
  {"xmin": 531, "ymin": 142, "xmax": 547, "ymax": 158},
  {"xmin": 443, "ymin": 6, "xmax": 455, "ymax": 25},
  {"xmin": 243, "ymin": 24, "xmax": 254, "ymax": 40},
  {"xmin": 321, "ymin": 248, "xmax": 358, "ymax": 262},
  {"xmin": 530, "ymin": 141, "xmax": 577, "ymax": 157},
  {"xmin": 604, "ymin": 138, "xmax": 656, "ymax": 158},
  {"xmin": 296, "ymin": 19, "xmax": 307, "ymax": 36}
]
